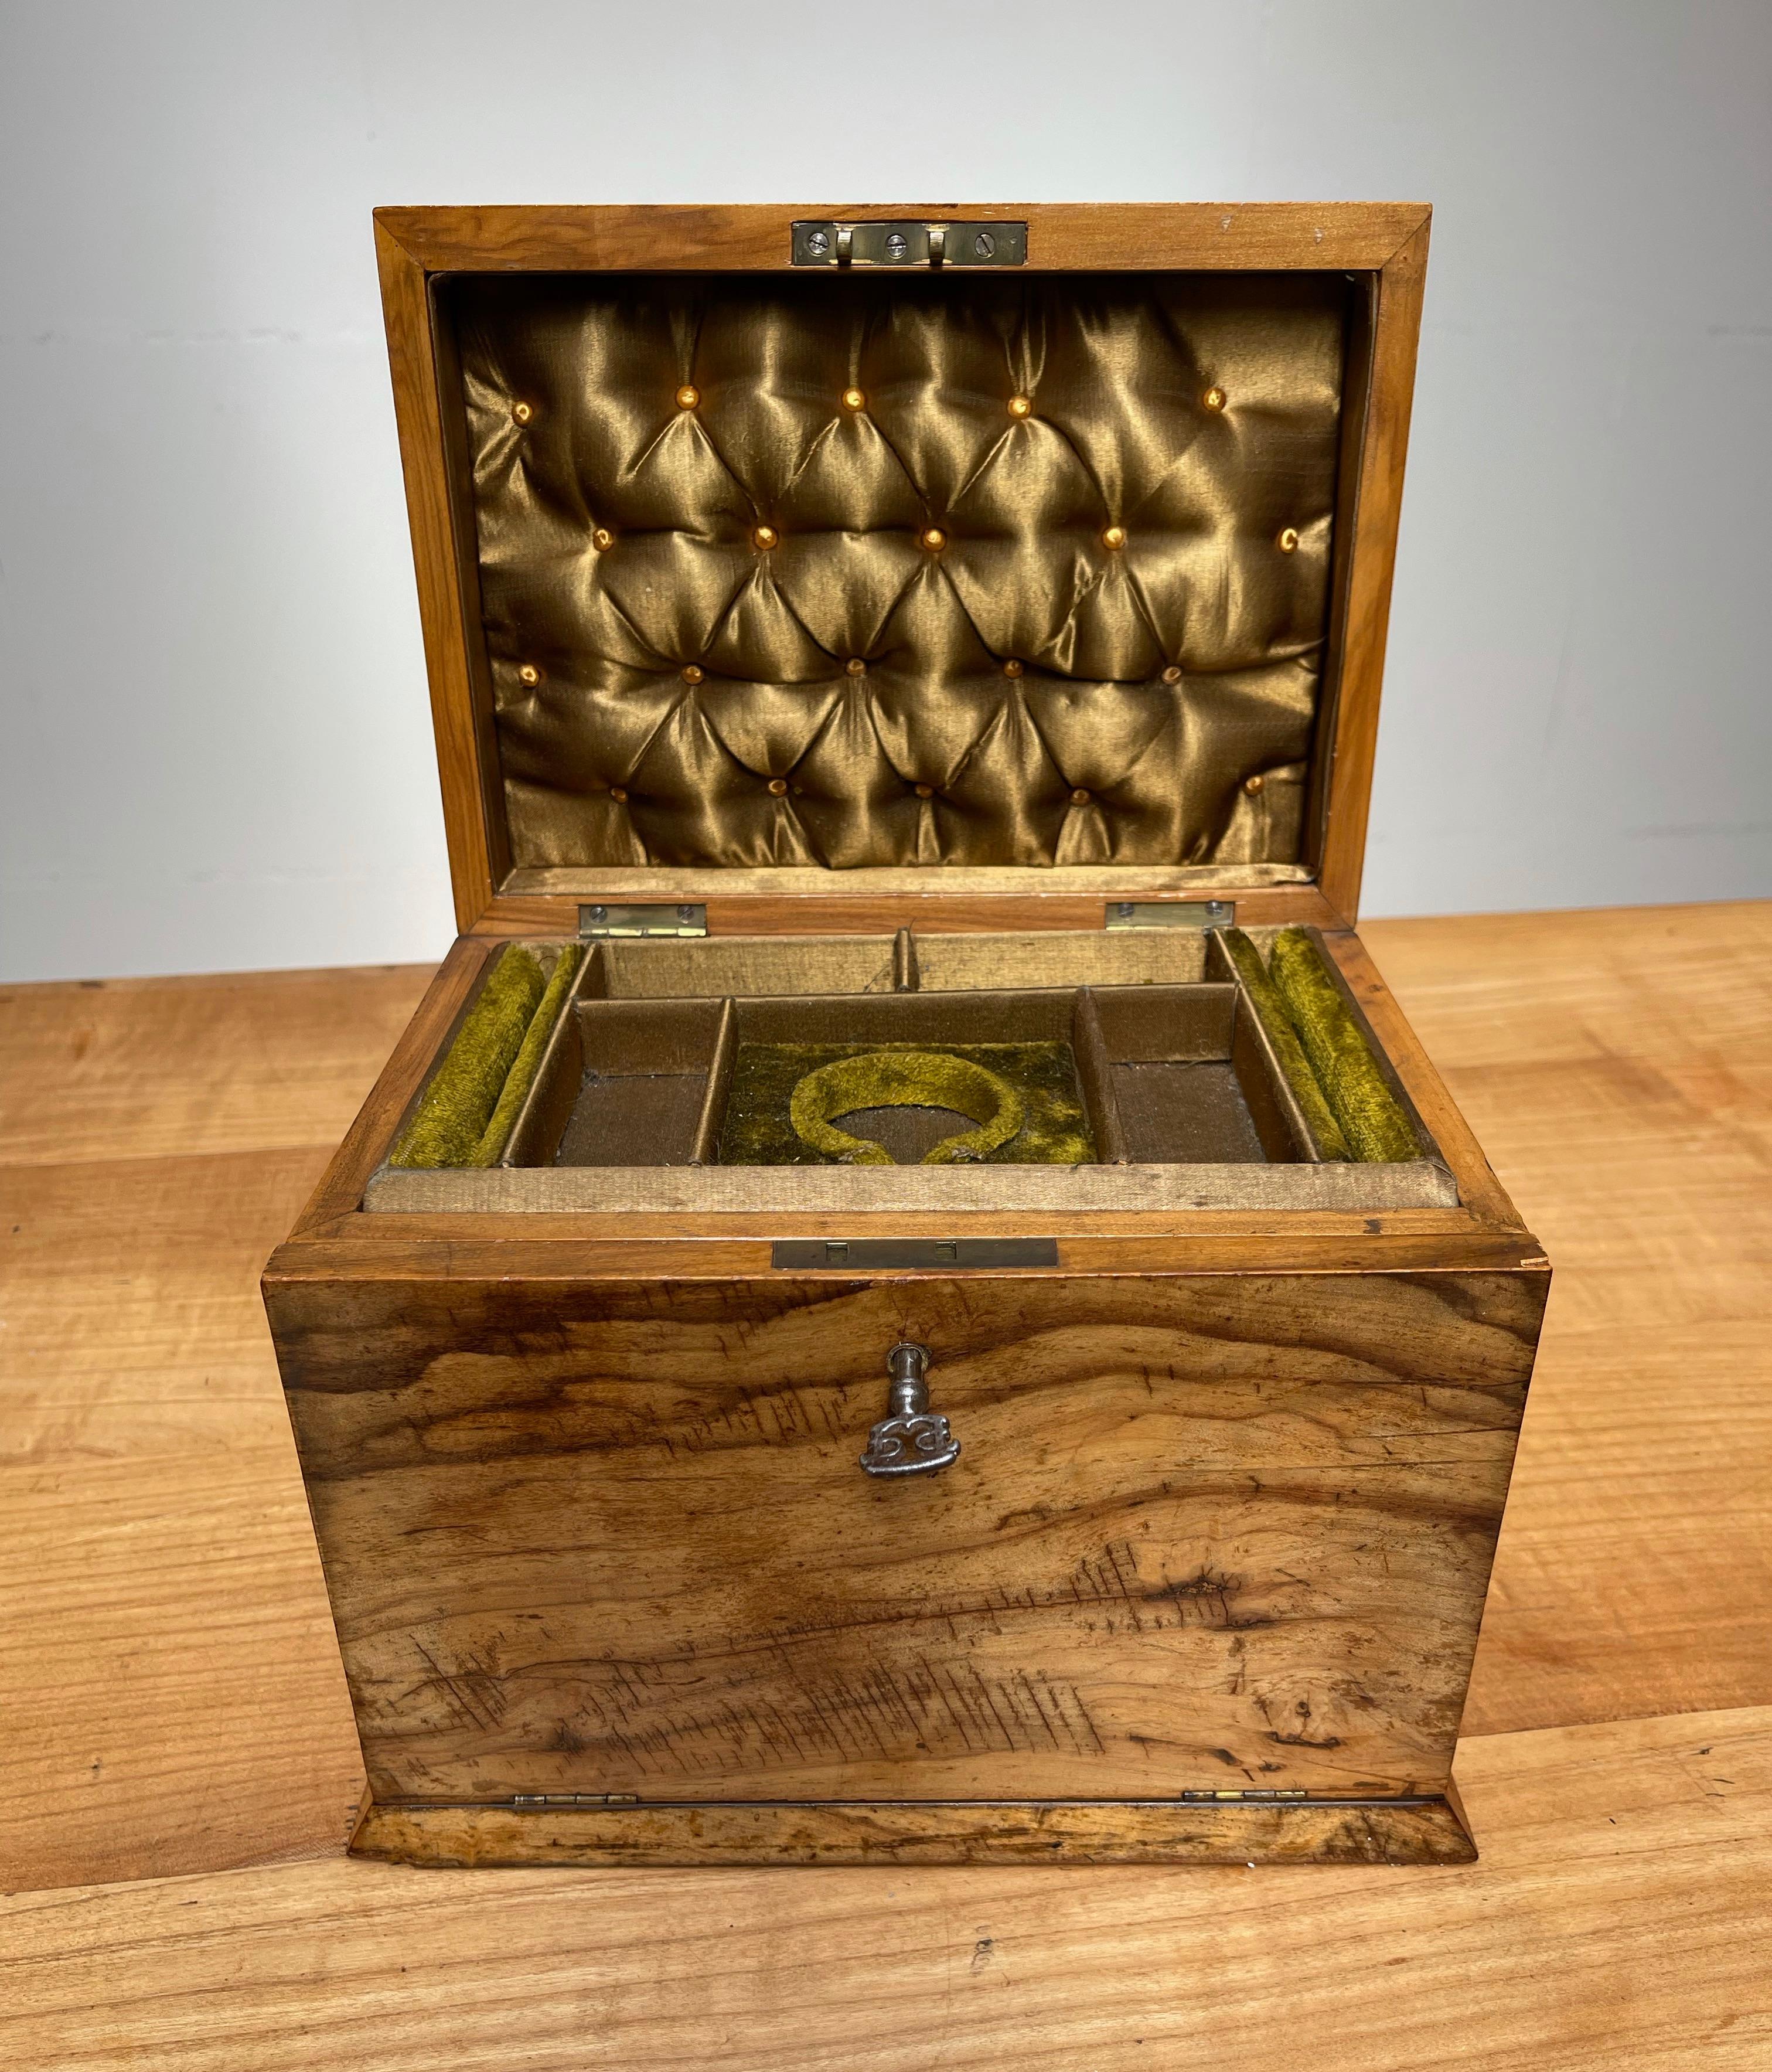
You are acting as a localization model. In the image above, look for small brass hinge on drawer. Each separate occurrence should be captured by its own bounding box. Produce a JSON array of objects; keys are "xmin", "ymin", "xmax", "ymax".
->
[
  {"xmin": 792, "ymin": 219, "xmax": 1027, "ymax": 268},
  {"xmin": 510, "ymin": 1792, "xmax": 640, "ymax": 1809},
  {"xmin": 579, "ymin": 902, "xmax": 706, "ymax": 938},
  {"xmin": 1180, "ymin": 1788, "xmax": 1309, "ymax": 1803},
  {"xmin": 1105, "ymin": 900, "xmax": 1235, "ymax": 931}
]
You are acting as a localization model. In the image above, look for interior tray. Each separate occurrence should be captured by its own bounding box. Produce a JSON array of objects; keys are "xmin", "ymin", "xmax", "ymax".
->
[{"xmin": 364, "ymin": 928, "xmax": 1456, "ymax": 1215}]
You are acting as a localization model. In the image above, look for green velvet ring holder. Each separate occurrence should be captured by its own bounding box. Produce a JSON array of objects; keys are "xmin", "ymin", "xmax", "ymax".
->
[
  {"xmin": 790, "ymin": 1050, "xmax": 1025, "ymax": 1165},
  {"xmin": 1267, "ymin": 928, "xmax": 1420, "ymax": 1163},
  {"xmin": 720, "ymin": 1041, "xmax": 1093, "ymax": 1167},
  {"xmin": 390, "ymin": 943, "xmax": 582, "ymax": 1169}
]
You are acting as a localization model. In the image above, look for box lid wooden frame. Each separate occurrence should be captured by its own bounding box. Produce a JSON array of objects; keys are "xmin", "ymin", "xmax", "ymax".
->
[{"xmin": 374, "ymin": 202, "xmax": 1431, "ymax": 939}]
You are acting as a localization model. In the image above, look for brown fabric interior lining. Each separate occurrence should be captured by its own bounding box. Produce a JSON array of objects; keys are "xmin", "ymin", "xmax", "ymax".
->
[
  {"xmin": 445, "ymin": 271, "xmax": 1351, "ymax": 873},
  {"xmin": 506, "ymin": 983, "xmax": 1313, "ymax": 1177},
  {"xmin": 372, "ymin": 930, "xmax": 1452, "ymax": 1214}
]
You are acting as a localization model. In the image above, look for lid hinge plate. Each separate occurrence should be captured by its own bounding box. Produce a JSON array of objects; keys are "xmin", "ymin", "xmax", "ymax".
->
[
  {"xmin": 579, "ymin": 902, "xmax": 707, "ymax": 939},
  {"xmin": 1105, "ymin": 900, "xmax": 1235, "ymax": 931},
  {"xmin": 510, "ymin": 1792, "xmax": 640, "ymax": 1809}
]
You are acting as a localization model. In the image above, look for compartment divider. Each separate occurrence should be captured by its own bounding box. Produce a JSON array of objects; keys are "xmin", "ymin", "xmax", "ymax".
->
[
  {"xmin": 1072, "ymin": 988, "xmax": 1132, "ymax": 1165},
  {"xmin": 688, "ymin": 998, "xmax": 738, "ymax": 1166}
]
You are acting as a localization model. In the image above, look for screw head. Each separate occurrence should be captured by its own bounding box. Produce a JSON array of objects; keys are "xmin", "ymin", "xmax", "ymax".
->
[
  {"xmin": 806, "ymin": 229, "xmax": 830, "ymax": 256},
  {"xmin": 885, "ymin": 232, "xmax": 908, "ymax": 260},
  {"xmin": 589, "ymin": 905, "xmax": 608, "ymax": 921},
  {"xmin": 973, "ymin": 230, "xmax": 996, "ymax": 258},
  {"xmin": 677, "ymin": 904, "xmax": 696, "ymax": 921}
]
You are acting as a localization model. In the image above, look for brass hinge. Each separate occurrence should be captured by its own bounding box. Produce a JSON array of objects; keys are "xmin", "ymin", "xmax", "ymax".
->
[
  {"xmin": 510, "ymin": 1792, "xmax": 640, "ymax": 1809},
  {"xmin": 1180, "ymin": 1788, "xmax": 1309, "ymax": 1803},
  {"xmin": 1105, "ymin": 900, "xmax": 1235, "ymax": 931},
  {"xmin": 792, "ymin": 219, "xmax": 1027, "ymax": 268},
  {"xmin": 578, "ymin": 902, "xmax": 707, "ymax": 938}
]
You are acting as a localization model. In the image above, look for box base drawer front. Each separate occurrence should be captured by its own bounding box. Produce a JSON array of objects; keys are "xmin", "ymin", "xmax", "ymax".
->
[
  {"xmin": 278, "ymin": 1272, "xmax": 1539, "ymax": 1809},
  {"xmin": 351, "ymin": 1794, "xmax": 1478, "ymax": 1868}
]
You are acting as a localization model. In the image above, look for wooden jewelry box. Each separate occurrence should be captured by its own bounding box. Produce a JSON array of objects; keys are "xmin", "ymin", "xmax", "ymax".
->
[{"xmin": 264, "ymin": 202, "xmax": 1549, "ymax": 1868}]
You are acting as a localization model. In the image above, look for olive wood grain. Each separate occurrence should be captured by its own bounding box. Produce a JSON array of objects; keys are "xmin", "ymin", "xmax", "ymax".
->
[
  {"xmin": 351, "ymin": 1795, "xmax": 1474, "ymax": 1869},
  {"xmin": 272, "ymin": 1268, "xmax": 1541, "ymax": 1819},
  {"xmin": 376, "ymin": 201, "xmax": 1432, "ymax": 278}
]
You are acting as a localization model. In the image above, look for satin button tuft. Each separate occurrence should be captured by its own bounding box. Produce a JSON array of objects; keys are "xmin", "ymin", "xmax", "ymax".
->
[
  {"xmin": 609, "ymin": 785, "xmax": 628, "ymax": 804},
  {"xmin": 1245, "ymin": 773, "xmax": 1266, "ymax": 795},
  {"xmin": 842, "ymin": 386, "xmax": 866, "ymax": 411},
  {"xmin": 753, "ymin": 524, "xmax": 779, "ymax": 550},
  {"xmin": 518, "ymin": 664, "xmax": 541, "ymax": 686},
  {"xmin": 1007, "ymin": 394, "xmax": 1033, "ymax": 418},
  {"xmin": 846, "ymin": 657, "xmax": 867, "ymax": 676},
  {"xmin": 1102, "ymin": 525, "xmax": 1127, "ymax": 551},
  {"xmin": 768, "ymin": 777, "xmax": 789, "ymax": 797},
  {"xmin": 675, "ymin": 383, "xmax": 700, "ymax": 410},
  {"xmin": 681, "ymin": 664, "xmax": 704, "ymax": 685},
  {"xmin": 1070, "ymin": 787, "xmax": 1092, "ymax": 805},
  {"xmin": 921, "ymin": 526, "xmax": 946, "ymax": 550},
  {"xmin": 512, "ymin": 401, "xmax": 534, "ymax": 424},
  {"xmin": 1277, "ymin": 526, "xmax": 1301, "ymax": 553},
  {"xmin": 592, "ymin": 527, "xmax": 615, "ymax": 552},
  {"xmin": 1161, "ymin": 664, "xmax": 1183, "ymax": 685},
  {"xmin": 1202, "ymin": 386, "xmax": 1226, "ymax": 412},
  {"xmin": 915, "ymin": 782, "xmax": 935, "ymax": 798},
  {"xmin": 1003, "ymin": 659, "xmax": 1024, "ymax": 679}
]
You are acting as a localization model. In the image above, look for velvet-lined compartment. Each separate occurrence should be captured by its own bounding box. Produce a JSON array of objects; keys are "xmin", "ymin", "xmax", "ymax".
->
[{"xmin": 363, "ymin": 929, "xmax": 1453, "ymax": 1214}]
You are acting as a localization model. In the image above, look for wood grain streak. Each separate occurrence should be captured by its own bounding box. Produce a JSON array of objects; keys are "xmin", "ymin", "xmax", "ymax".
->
[{"xmin": 273, "ymin": 1273, "xmax": 1537, "ymax": 1811}]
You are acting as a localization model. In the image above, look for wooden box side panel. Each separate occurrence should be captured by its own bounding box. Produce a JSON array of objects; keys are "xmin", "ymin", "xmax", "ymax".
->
[{"xmin": 270, "ymin": 1268, "xmax": 1543, "ymax": 1807}]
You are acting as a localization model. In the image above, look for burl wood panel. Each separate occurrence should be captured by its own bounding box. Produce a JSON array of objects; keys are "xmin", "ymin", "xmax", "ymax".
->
[
  {"xmin": 271, "ymin": 1270, "xmax": 1541, "ymax": 1808},
  {"xmin": 352, "ymin": 1794, "xmax": 1475, "ymax": 1869}
]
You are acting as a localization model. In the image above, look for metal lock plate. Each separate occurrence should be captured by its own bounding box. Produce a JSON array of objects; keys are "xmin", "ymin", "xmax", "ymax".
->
[
  {"xmin": 791, "ymin": 220, "xmax": 1028, "ymax": 268},
  {"xmin": 771, "ymin": 1238, "xmax": 1059, "ymax": 1270}
]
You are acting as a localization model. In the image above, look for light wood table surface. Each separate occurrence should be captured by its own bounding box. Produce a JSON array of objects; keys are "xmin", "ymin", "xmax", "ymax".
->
[{"xmin": 3, "ymin": 902, "xmax": 1769, "ymax": 2068}]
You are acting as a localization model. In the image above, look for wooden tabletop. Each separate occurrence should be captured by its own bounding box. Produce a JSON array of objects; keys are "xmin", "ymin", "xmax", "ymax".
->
[{"xmin": 4, "ymin": 902, "xmax": 1770, "ymax": 2067}]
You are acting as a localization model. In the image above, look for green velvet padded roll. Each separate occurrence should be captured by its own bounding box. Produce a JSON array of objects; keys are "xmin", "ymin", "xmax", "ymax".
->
[
  {"xmin": 1267, "ymin": 928, "xmax": 1420, "ymax": 1163},
  {"xmin": 1217, "ymin": 927, "xmax": 1350, "ymax": 1162},
  {"xmin": 390, "ymin": 945, "xmax": 551, "ymax": 1170},
  {"xmin": 469, "ymin": 942, "xmax": 583, "ymax": 1166},
  {"xmin": 790, "ymin": 1050, "xmax": 1025, "ymax": 1165}
]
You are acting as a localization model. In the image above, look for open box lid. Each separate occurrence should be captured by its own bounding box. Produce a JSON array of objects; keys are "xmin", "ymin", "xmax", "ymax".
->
[{"xmin": 373, "ymin": 203, "xmax": 1430, "ymax": 938}]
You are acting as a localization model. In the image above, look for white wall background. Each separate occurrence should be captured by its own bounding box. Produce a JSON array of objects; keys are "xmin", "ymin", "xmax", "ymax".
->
[{"xmin": 2, "ymin": 0, "xmax": 1768, "ymax": 981}]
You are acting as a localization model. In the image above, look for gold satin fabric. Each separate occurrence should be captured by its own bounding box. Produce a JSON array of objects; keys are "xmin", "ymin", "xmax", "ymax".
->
[{"xmin": 446, "ymin": 271, "xmax": 1351, "ymax": 871}]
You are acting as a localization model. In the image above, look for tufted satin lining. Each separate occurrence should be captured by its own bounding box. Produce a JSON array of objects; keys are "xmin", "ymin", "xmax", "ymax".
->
[{"xmin": 444, "ymin": 271, "xmax": 1352, "ymax": 873}]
